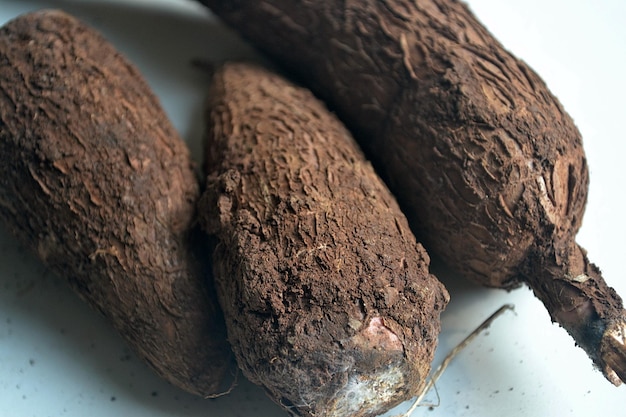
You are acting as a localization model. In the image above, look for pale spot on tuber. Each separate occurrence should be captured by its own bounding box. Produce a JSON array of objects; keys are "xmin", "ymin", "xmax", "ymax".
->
[{"xmin": 357, "ymin": 317, "xmax": 403, "ymax": 351}]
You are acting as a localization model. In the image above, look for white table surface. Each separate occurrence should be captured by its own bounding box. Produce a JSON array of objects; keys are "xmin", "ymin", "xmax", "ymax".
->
[{"xmin": 0, "ymin": 1, "xmax": 624, "ymax": 416}]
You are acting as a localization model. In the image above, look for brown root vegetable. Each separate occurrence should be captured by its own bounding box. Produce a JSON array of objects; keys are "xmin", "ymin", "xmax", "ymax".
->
[
  {"xmin": 198, "ymin": 0, "xmax": 626, "ymax": 384},
  {"xmin": 198, "ymin": 62, "xmax": 449, "ymax": 417},
  {"xmin": 0, "ymin": 10, "xmax": 235, "ymax": 396}
]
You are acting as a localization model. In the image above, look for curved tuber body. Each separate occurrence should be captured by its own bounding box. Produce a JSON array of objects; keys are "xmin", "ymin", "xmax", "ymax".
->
[
  {"xmin": 198, "ymin": 0, "xmax": 626, "ymax": 384},
  {"xmin": 198, "ymin": 62, "xmax": 449, "ymax": 417},
  {"xmin": 0, "ymin": 10, "xmax": 235, "ymax": 396}
]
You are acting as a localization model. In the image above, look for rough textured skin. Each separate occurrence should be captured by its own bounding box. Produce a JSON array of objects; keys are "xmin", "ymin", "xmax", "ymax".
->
[
  {"xmin": 198, "ymin": 0, "xmax": 626, "ymax": 384},
  {"xmin": 0, "ymin": 10, "xmax": 235, "ymax": 396},
  {"xmin": 198, "ymin": 63, "xmax": 449, "ymax": 417}
]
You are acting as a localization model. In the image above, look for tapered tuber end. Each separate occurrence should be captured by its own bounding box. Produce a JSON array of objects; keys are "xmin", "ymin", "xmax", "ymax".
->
[
  {"xmin": 600, "ymin": 318, "xmax": 626, "ymax": 385},
  {"xmin": 524, "ymin": 241, "xmax": 626, "ymax": 385}
]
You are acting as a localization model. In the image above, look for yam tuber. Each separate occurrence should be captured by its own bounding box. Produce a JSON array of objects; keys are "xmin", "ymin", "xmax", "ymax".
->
[
  {"xmin": 0, "ymin": 10, "xmax": 235, "ymax": 396},
  {"xmin": 198, "ymin": 62, "xmax": 449, "ymax": 417},
  {"xmin": 198, "ymin": 0, "xmax": 626, "ymax": 385}
]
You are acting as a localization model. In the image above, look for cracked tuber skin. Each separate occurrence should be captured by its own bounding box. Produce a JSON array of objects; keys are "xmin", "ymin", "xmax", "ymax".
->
[
  {"xmin": 0, "ymin": 10, "xmax": 235, "ymax": 396},
  {"xmin": 198, "ymin": 62, "xmax": 449, "ymax": 417},
  {"xmin": 197, "ymin": 0, "xmax": 626, "ymax": 385}
]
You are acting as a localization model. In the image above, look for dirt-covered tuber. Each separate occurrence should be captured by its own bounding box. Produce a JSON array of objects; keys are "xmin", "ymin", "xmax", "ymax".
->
[
  {"xmin": 198, "ymin": 62, "xmax": 449, "ymax": 417},
  {"xmin": 0, "ymin": 10, "xmax": 235, "ymax": 396}
]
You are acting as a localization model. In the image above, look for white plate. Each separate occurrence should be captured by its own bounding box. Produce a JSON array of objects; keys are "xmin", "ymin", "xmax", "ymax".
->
[{"xmin": 1, "ymin": 1, "xmax": 624, "ymax": 416}]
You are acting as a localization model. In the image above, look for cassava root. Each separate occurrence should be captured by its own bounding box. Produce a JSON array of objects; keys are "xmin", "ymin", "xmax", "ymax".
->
[
  {"xmin": 198, "ymin": 62, "xmax": 449, "ymax": 417},
  {"xmin": 0, "ymin": 10, "xmax": 236, "ymax": 396}
]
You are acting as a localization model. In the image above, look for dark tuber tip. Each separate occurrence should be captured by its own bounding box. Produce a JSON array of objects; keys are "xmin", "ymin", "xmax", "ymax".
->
[{"xmin": 523, "ymin": 241, "xmax": 626, "ymax": 386}]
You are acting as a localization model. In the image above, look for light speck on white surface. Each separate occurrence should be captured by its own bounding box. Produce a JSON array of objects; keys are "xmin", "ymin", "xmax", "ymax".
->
[{"xmin": 0, "ymin": 1, "xmax": 624, "ymax": 416}]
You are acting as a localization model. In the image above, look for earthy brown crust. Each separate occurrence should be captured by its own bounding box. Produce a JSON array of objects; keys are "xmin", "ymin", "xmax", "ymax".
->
[
  {"xmin": 198, "ymin": 62, "xmax": 448, "ymax": 417},
  {"xmin": 0, "ymin": 10, "xmax": 235, "ymax": 396},
  {"xmin": 198, "ymin": 0, "xmax": 626, "ymax": 384}
]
